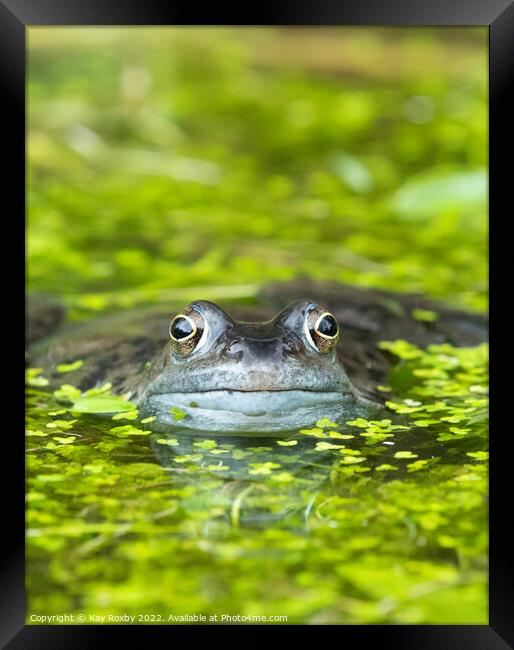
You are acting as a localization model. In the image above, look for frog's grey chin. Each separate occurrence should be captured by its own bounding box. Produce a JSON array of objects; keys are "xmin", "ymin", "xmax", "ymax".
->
[{"xmin": 137, "ymin": 389, "xmax": 363, "ymax": 434}]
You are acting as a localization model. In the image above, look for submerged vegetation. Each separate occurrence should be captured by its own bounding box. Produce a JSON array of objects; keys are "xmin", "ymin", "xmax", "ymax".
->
[{"xmin": 27, "ymin": 28, "xmax": 487, "ymax": 624}]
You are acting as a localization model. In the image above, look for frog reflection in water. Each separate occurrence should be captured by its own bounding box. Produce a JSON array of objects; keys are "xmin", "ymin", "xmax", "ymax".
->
[{"xmin": 136, "ymin": 300, "xmax": 376, "ymax": 433}]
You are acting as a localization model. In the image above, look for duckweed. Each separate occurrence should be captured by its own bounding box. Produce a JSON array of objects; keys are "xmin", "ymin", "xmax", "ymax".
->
[{"xmin": 26, "ymin": 340, "xmax": 488, "ymax": 624}]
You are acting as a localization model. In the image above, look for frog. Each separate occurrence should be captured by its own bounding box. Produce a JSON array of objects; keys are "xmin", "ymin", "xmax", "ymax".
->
[
  {"xmin": 27, "ymin": 279, "xmax": 488, "ymax": 434},
  {"xmin": 135, "ymin": 298, "xmax": 376, "ymax": 432}
]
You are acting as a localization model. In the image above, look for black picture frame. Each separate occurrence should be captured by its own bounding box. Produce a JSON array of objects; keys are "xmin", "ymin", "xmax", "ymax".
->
[{"xmin": 4, "ymin": 1, "xmax": 511, "ymax": 646}]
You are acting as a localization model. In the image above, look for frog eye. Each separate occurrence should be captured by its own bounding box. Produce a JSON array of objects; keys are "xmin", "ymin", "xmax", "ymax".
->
[
  {"xmin": 315, "ymin": 313, "xmax": 339, "ymax": 339},
  {"xmin": 169, "ymin": 309, "xmax": 206, "ymax": 356},
  {"xmin": 170, "ymin": 315, "xmax": 196, "ymax": 342},
  {"xmin": 304, "ymin": 307, "xmax": 339, "ymax": 353}
]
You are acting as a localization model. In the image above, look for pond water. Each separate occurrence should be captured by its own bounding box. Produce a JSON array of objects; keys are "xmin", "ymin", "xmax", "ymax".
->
[
  {"xmin": 27, "ymin": 27, "xmax": 488, "ymax": 624},
  {"xmin": 26, "ymin": 339, "xmax": 488, "ymax": 624}
]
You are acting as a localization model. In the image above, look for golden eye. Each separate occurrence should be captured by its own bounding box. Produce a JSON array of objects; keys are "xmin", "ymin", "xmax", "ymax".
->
[
  {"xmin": 169, "ymin": 308, "xmax": 205, "ymax": 356},
  {"xmin": 314, "ymin": 312, "xmax": 339, "ymax": 339},
  {"xmin": 169, "ymin": 314, "xmax": 196, "ymax": 342},
  {"xmin": 305, "ymin": 307, "xmax": 339, "ymax": 353}
]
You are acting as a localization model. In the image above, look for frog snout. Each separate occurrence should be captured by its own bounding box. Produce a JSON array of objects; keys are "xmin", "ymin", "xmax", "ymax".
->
[{"xmin": 225, "ymin": 337, "xmax": 293, "ymax": 364}]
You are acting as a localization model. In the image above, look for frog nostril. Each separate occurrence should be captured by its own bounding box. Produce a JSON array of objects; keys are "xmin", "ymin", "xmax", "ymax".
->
[
  {"xmin": 222, "ymin": 338, "xmax": 245, "ymax": 362},
  {"xmin": 224, "ymin": 335, "xmax": 302, "ymax": 363}
]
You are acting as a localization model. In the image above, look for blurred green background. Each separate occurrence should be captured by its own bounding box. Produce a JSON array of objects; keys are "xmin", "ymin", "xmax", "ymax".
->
[{"xmin": 28, "ymin": 27, "xmax": 487, "ymax": 316}]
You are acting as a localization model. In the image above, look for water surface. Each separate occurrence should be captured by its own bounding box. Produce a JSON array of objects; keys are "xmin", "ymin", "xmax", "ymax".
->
[{"xmin": 26, "ymin": 341, "xmax": 488, "ymax": 624}]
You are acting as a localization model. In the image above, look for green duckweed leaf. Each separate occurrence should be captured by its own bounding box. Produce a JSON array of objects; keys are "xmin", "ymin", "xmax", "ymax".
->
[
  {"xmin": 56, "ymin": 360, "xmax": 84, "ymax": 373},
  {"xmin": 193, "ymin": 440, "xmax": 218, "ymax": 450},
  {"xmin": 316, "ymin": 418, "xmax": 339, "ymax": 429},
  {"xmin": 110, "ymin": 425, "xmax": 151, "ymax": 436},
  {"xmin": 71, "ymin": 395, "xmax": 136, "ymax": 414},
  {"xmin": 249, "ymin": 462, "xmax": 281, "ymax": 475},
  {"xmin": 466, "ymin": 451, "xmax": 488, "ymax": 461},
  {"xmin": 156, "ymin": 438, "xmax": 179, "ymax": 446},
  {"xmin": 53, "ymin": 384, "xmax": 82, "ymax": 401},
  {"xmin": 315, "ymin": 442, "xmax": 346, "ymax": 451},
  {"xmin": 112, "ymin": 410, "xmax": 139, "ymax": 420},
  {"xmin": 394, "ymin": 451, "xmax": 419, "ymax": 459},
  {"xmin": 411, "ymin": 308, "xmax": 438, "ymax": 322},
  {"xmin": 168, "ymin": 407, "xmax": 186, "ymax": 421},
  {"xmin": 26, "ymin": 368, "xmax": 49, "ymax": 387}
]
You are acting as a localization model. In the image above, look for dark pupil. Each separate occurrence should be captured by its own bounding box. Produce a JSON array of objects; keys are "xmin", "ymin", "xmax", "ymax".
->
[
  {"xmin": 317, "ymin": 315, "xmax": 338, "ymax": 337},
  {"xmin": 171, "ymin": 317, "xmax": 194, "ymax": 340}
]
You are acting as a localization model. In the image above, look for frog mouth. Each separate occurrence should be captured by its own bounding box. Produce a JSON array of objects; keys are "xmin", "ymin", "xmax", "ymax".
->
[
  {"xmin": 137, "ymin": 389, "xmax": 360, "ymax": 433},
  {"xmin": 143, "ymin": 388, "xmax": 348, "ymax": 412},
  {"xmin": 148, "ymin": 387, "xmax": 342, "ymax": 395}
]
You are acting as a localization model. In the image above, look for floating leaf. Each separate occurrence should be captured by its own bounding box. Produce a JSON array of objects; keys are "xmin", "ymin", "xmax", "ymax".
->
[
  {"xmin": 315, "ymin": 441, "xmax": 345, "ymax": 451},
  {"xmin": 270, "ymin": 471, "xmax": 294, "ymax": 483},
  {"xmin": 412, "ymin": 419, "xmax": 438, "ymax": 427},
  {"xmin": 316, "ymin": 418, "xmax": 339, "ymax": 429},
  {"xmin": 411, "ymin": 308, "xmax": 438, "ymax": 322},
  {"xmin": 111, "ymin": 409, "xmax": 139, "ymax": 421},
  {"xmin": 56, "ymin": 360, "xmax": 84, "ymax": 373},
  {"xmin": 53, "ymin": 384, "xmax": 81, "ymax": 401},
  {"xmin": 71, "ymin": 395, "xmax": 135, "ymax": 414},
  {"xmin": 156, "ymin": 438, "xmax": 179, "ymax": 446},
  {"xmin": 345, "ymin": 418, "xmax": 370, "ymax": 428},
  {"xmin": 46, "ymin": 419, "xmax": 77, "ymax": 430},
  {"xmin": 394, "ymin": 451, "xmax": 419, "ymax": 459},
  {"xmin": 378, "ymin": 340, "xmax": 423, "ymax": 360},
  {"xmin": 340, "ymin": 456, "xmax": 366, "ymax": 464},
  {"xmin": 168, "ymin": 407, "xmax": 186, "ymax": 421},
  {"xmin": 110, "ymin": 425, "xmax": 151, "ymax": 437},
  {"xmin": 407, "ymin": 459, "xmax": 432, "ymax": 472},
  {"xmin": 328, "ymin": 431, "xmax": 355, "ymax": 439},
  {"xmin": 299, "ymin": 427, "xmax": 326, "ymax": 438},
  {"xmin": 26, "ymin": 368, "xmax": 49, "ymax": 387},
  {"xmin": 449, "ymin": 426, "xmax": 470, "ymax": 434},
  {"xmin": 52, "ymin": 436, "xmax": 77, "ymax": 445},
  {"xmin": 467, "ymin": 451, "xmax": 488, "ymax": 461},
  {"xmin": 193, "ymin": 439, "xmax": 217, "ymax": 450},
  {"xmin": 249, "ymin": 462, "xmax": 280, "ymax": 475}
]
